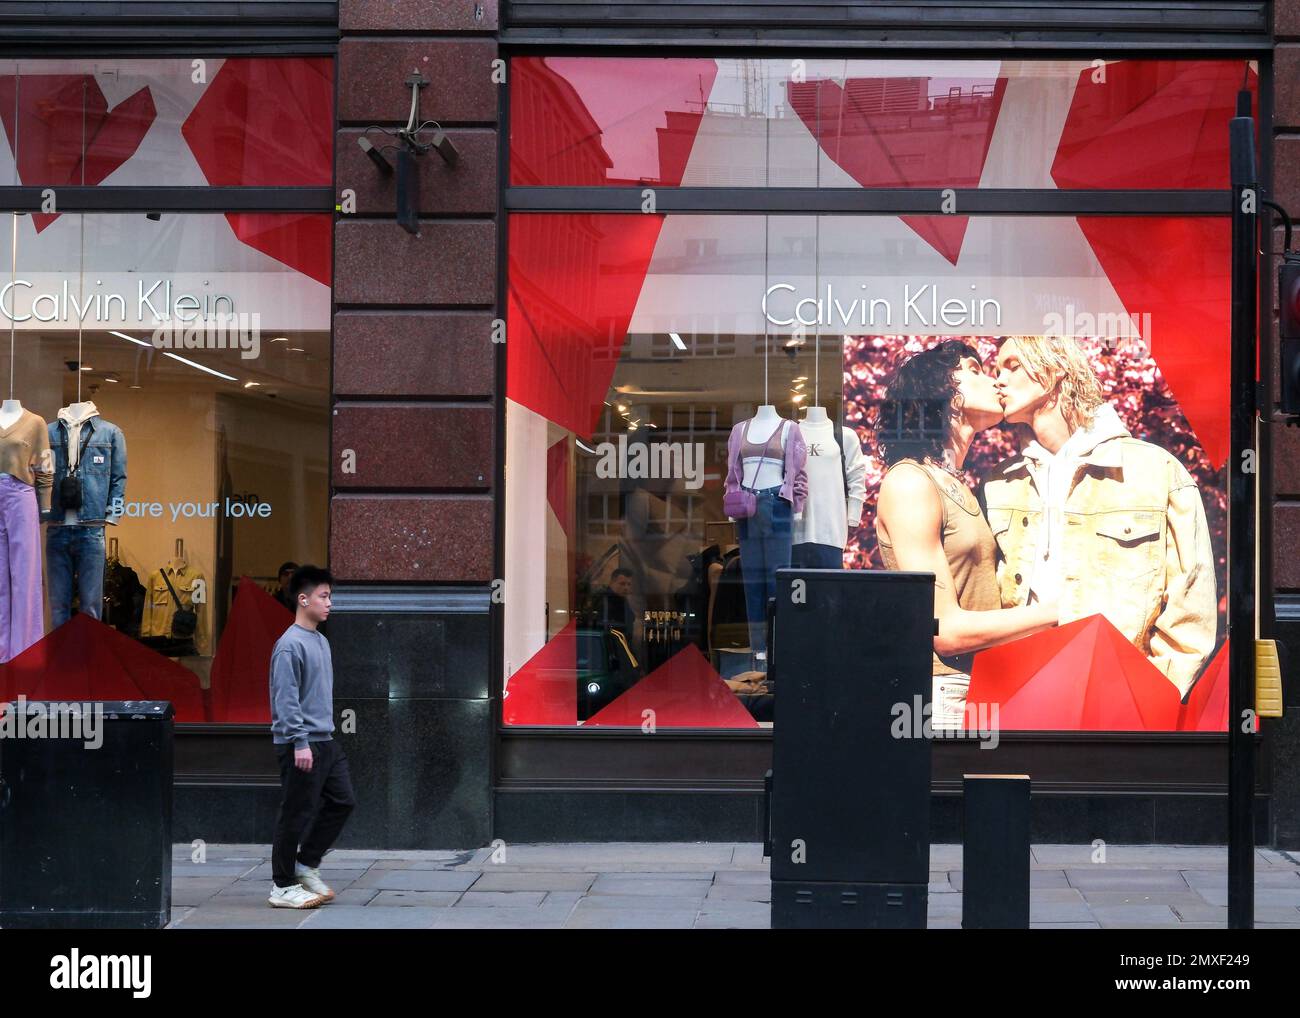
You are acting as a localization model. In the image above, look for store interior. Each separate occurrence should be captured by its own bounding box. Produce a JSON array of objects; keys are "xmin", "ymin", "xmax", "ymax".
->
[{"xmin": 9, "ymin": 321, "xmax": 328, "ymax": 684}]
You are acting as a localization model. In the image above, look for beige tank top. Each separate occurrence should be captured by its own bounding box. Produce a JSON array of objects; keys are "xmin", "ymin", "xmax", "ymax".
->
[{"xmin": 876, "ymin": 458, "xmax": 1000, "ymax": 675}]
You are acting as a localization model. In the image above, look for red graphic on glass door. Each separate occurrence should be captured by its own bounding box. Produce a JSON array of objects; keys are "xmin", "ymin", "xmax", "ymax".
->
[
  {"xmin": 787, "ymin": 76, "xmax": 1007, "ymax": 264},
  {"xmin": 182, "ymin": 58, "xmax": 334, "ymax": 285},
  {"xmin": 1052, "ymin": 60, "xmax": 1256, "ymax": 468},
  {"xmin": 507, "ymin": 213, "xmax": 665, "ymax": 439},
  {"xmin": 0, "ymin": 74, "xmax": 157, "ymax": 232}
]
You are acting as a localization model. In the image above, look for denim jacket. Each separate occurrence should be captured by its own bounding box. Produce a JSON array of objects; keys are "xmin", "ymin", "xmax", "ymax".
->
[
  {"xmin": 983, "ymin": 429, "xmax": 1216, "ymax": 700},
  {"xmin": 45, "ymin": 417, "xmax": 128, "ymax": 525}
]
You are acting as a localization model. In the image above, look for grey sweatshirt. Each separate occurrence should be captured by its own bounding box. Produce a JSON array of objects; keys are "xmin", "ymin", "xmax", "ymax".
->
[{"xmin": 269, "ymin": 624, "xmax": 335, "ymax": 749}]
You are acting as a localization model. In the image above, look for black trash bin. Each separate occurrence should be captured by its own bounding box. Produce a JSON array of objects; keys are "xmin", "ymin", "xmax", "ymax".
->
[{"xmin": 0, "ymin": 700, "xmax": 173, "ymax": 929}]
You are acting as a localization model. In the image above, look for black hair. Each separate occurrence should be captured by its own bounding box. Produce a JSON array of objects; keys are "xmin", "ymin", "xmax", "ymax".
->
[
  {"xmin": 874, "ymin": 340, "xmax": 981, "ymax": 467},
  {"xmin": 289, "ymin": 565, "xmax": 333, "ymax": 602},
  {"xmin": 277, "ymin": 561, "xmax": 299, "ymax": 578},
  {"xmin": 611, "ymin": 567, "xmax": 634, "ymax": 581}
]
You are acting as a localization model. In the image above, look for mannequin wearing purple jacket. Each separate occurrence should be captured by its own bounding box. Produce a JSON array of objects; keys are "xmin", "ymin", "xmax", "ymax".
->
[{"xmin": 724, "ymin": 414, "xmax": 808, "ymax": 660}]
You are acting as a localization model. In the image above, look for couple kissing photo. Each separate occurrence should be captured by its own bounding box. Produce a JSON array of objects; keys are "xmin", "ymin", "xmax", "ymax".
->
[{"xmin": 861, "ymin": 335, "xmax": 1220, "ymax": 730}]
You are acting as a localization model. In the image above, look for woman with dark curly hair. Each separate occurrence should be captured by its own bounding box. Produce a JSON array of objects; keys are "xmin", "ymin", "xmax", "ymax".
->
[{"xmin": 874, "ymin": 340, "xmax": 1058, "ymax": 728}]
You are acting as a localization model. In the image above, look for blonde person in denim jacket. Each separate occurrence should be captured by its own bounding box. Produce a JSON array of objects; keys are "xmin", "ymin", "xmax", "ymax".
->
[{"xmin": 985, "ymin": 336, "xmax": 1217, "ymax": 700}]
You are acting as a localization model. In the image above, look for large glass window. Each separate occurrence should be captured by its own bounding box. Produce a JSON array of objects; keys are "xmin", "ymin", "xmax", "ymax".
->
[
  {"xmin": 511, "ymin": 57, "xmax": 1254, "ymax": 194},
  {"xmin": 0, "ymin": 57, "xmax": 333, "ymax": 188},
  {"xmin": 504, "ymin": 56, "xmax": 1244, "ymax": 733},
  {"xmin": 0, "ymin": 57, "xmax": 333, "ymax": 723}
]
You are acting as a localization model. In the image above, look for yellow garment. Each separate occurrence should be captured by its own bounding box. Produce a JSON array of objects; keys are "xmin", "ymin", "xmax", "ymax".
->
[
  {"xmin": 983, "ymin": 434, "xmax": 1217, "ymax": 699},
  {"xmin": 141, "ymin": 560, "xmax": 208, "ymax": 654}
]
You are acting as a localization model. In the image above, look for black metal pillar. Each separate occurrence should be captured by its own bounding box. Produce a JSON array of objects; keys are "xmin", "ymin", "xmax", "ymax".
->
[{"xmin": 1228, "ymin": 91, "xmax": 1259, "ymax": 930}]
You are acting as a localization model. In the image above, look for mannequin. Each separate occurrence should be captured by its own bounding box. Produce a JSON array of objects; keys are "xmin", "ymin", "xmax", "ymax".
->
[
  {"xmin": 739, "ymin": 404, "xmax": 788, "ymax": 493},
  {"xmin": 724, "ymin": 406, "xmax": 808, "ymax": 664},
  {"xmin": 0, "ymin": 399, "xmax": 51, "ymax": 661},
  {"xmin": 745, "ymin": 403, "xmax": 783, "ymax": 442},
  {"xmin": 47, "ymin": 400, "xmax": 128, "ymax": 628},
  {"xmin": 792, "ymin": 405, "xmax": 867, "ymax": 569},
  {"xmin": 0, "ymin": 398, "xmax": 22, "ymax": 431}
]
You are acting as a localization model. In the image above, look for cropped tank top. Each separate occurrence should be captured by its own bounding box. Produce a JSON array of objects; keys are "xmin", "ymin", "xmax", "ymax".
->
[{"xmin": 876, "ymin": 458, "xmax": 999, "ymax": 675}]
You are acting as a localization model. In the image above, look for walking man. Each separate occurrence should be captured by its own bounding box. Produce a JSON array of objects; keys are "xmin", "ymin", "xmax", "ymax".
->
[{"xmin": 267, "ymin": 565, "xmax": 355, "ymax": 908}]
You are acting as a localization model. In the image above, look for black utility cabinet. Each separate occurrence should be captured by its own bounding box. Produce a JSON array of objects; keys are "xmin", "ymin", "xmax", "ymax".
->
[
  {"xmin": 0, "ymin": 700, "xmax": 173, "ymax": 929},
  {"xmin": 768, "ymin": 570, "xmax": 934, "ymax": 929}
]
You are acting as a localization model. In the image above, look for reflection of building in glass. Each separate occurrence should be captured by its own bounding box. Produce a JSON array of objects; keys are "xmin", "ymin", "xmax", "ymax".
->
[{"xmin": 510, "ymin": 59, "xmax": 612, "ymax": 185}]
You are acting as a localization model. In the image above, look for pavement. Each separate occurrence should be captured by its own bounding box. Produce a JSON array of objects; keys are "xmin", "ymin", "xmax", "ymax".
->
[{"xmin": 166, "ymin": 843, "xmax": 1300, "ymax": 929}]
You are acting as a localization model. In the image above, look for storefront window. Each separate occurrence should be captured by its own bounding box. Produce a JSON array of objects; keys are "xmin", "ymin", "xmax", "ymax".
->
[
  {"xmin": 511, "ymin": 57, "xmax": 1255, "ymax": 196},
  {"xmin": 0, "ymin": 57, "xmax": 333, "ymax": 189},
  {"xmin": 0, "ymin": 53, "xmax": 333, "ymax": 722},
  {"xmin": 499, "ymin": 55, "xmax": 1237, "ymax": 733}
]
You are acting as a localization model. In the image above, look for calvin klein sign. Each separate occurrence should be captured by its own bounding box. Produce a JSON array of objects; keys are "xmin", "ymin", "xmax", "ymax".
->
[
  {"xmin": 0, "ymin": 278, "xmax": 236, "ymax": 324},
  {"xmin": 763, "ymin": 282, "xmax": 1003, "ymax": 329}
]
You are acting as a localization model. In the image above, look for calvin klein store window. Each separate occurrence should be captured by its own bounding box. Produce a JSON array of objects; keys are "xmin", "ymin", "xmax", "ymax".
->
[
  {"xmin": 503, "ymin": 56, "xmax": 1249, "ymax": 737},
  {"xmin": 0, "ymin": 56, "xmax": 333, "ymax": 723}
]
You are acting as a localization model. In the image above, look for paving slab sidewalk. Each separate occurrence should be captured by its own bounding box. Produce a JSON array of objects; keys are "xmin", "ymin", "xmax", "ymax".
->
[{"xmin": 165, "ymin": 843, "xmax": 1300, "ymax": 930}]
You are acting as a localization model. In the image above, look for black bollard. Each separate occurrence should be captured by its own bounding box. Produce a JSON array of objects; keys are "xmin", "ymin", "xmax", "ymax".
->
[{"xmin": 962, "ymin": 774, "xmax": 1030, "ymax": 929}]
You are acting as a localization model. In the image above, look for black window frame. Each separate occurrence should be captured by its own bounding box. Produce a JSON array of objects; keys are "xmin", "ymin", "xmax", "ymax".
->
[
  {"xmin": 0, "ymin": 45, "xmax": 338, "ymax": 773},
  {"xmin": 494, "ymin": 46, "xmax": 1274, "ymax": 800}
]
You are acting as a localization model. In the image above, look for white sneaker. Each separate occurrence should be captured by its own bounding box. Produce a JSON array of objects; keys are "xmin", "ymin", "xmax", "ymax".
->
[
  {"xmin": 294, "ymin": 863, "xmax": 336, "ymax": 902},
  {"xmin": 268, "ymin": 883, "xmax": 325, "ymax": 909}
]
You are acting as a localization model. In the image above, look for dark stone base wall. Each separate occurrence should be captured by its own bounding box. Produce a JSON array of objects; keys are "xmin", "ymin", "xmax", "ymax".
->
[
  {"xmin": 326, "ymin": 596, "xmax": 493, "ymax": 849},
  {"xmin": 173, "ymin": 784, "xmax": 1268, "ymax": 849},
  {"xmin": 174, "ymin": 784, "xmax": 281, "ymax": 846},
  {"xmin": 494, "ymin": 790, "xmax": 1271, "ymax": 846}
]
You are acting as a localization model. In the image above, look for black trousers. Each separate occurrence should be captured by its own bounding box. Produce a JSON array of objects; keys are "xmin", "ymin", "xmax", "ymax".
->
[{"xmin": 272, "ymin": 739, "xmax": 356, "ymax": 887}]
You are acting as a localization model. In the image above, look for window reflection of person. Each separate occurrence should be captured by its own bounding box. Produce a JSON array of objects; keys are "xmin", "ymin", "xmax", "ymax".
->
[
  {"xmin": 875, "ymin": 341, "xmax": 1059, "ymax": 729},
  {"xmin": 986, "ymin": 336, "xmax": 1217, "ymax": 699},
  {"xmin": 618, "ymin": 450, "xmax": 699, "ymax": 654},
  {"xmin": 598, "ymin": 567, "xmax": 635, "ymax": 638},
  {"xmin": 273, "ymin": 561, "xmax": 299, "ymax": 613}
]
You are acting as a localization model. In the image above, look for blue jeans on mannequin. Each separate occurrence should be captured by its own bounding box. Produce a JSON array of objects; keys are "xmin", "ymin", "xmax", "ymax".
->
[
  {"xmin": 736, "ymin": 486, "xmax": 792, "ymax": 659},
  {"xmin": 47, "ymin": 524, "xmax": 106, "ymax": 627},
  {"xmin": 791, "ymin": 543, "xmax": 843, "ymax": 569}
]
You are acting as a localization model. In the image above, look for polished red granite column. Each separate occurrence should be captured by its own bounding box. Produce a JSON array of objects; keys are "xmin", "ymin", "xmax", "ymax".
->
[
  {"xmin": 1268, "ymin": 4, "xmax": 1300, "ymax": 849},
  {"xmin": 331, "ymin": 0, "xmax": 500, "ymax": 847},
  {"xmin": 333, "ymin": 16, "xmax": 498, "ymax": 580},
  {"xmin": 1275, "ymin": 23, "xmax": 1300, "ymax": 593}
]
